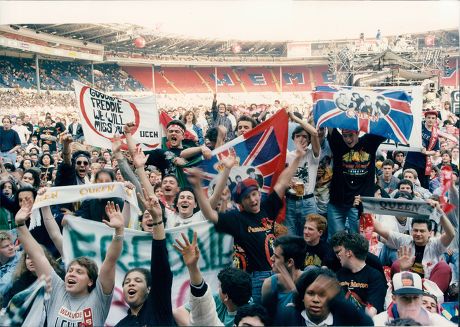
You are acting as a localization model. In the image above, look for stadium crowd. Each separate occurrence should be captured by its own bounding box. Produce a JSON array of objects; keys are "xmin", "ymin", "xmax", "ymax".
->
[
  {"xmin": 0, "ymin": 57, "xmax": 146, "ymax": 92},
  {"xmin": 0, "ymin": 86, "xmax": 459, "ymax": 327}
]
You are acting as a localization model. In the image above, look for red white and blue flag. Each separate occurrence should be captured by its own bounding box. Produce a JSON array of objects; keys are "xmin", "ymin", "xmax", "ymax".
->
[
  {"xmin": 196, "ymin": 109, "xmax": 288, "ymax": 200},
  {"xmin": 313, "ymin": 85, "xmax": 419, "ymax": 145}
]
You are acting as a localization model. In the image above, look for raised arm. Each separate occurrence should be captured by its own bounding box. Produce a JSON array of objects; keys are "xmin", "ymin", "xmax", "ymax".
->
[
  {"xmin": 15, "ymin": 205, "xmax": 52, "ymax": 279},
  {"xmin": 174, "ymin": 232, "xmax": 222, "ymax": 327},
  {"xmin": 123, "ymin": 122, "xmax": 138, "ymax": 155},
  {"xmin": 41, "ymin": 205, "xmax": 63, "ymax": 257},
  {"xmin": 112, "ymin": 134, "xmax": 144, "ymax": 207},
  {"xmin": 273, "ymin": 136, "xmax": 306, "ymax": 198},
  {"xmin": 60, "ymin": 133, "xmax": 73, "ymax": 165},
  {"xmin": 215, "ymin": 126, "xmax": 227, "ymax": 148},
  {"xmin": 287, "ymin": 107, "xmax": 320, "ymax": 157},
  {"xmin": 180, "ymin": 145, "xmax": 212, "ymax": 160},
  {"xmin": 98, "ymin": 201, "xmax": 125, "ymax": 295},
  {"xmin": 188, "ymin": 168, "xmax": 219, "ymax": 223},
  {"xmin": 208, "ymin": 155, "xmax": 237, "ymax": 209},
  {"xmin": 432, "ymin": 200, "xmax": 456, "ymax": 247}
]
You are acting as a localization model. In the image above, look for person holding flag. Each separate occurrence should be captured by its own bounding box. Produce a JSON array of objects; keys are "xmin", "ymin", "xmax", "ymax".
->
[
  {"xmin": 187, "ymin": 134, "xmax": 307, "ymax": 304},
  {"xmin": 326, "ymin": 127, "xmax": 386, "ymax": 239},
  {"xmin": 404, "ymin": 110, "xmax": 440, "ymax": 190}
]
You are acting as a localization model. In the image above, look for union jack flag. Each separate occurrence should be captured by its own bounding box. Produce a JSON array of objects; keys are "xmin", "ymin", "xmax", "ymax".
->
[
  {"xmin": 196, "ymin": 110, "xmax": 288, "ymax": 199},
  {"xmin": 313, "ymin": 85, "xmax": 414, "ymax": 144}
]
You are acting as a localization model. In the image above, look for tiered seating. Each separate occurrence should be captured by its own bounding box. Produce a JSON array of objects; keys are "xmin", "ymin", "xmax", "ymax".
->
[{"xmin": 1, "ymin": 55, "xmax": 457, "ymax": 93}]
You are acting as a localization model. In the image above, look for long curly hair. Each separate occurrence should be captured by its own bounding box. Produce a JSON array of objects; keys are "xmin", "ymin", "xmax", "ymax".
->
[{"xmin": 13, "ymin": 246, "xmax": 63, "ymax": 280}]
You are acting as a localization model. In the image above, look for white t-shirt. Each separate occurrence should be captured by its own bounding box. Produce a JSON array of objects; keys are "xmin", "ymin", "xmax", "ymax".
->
[
  {"xmin": 12, "ymin": 125, "xmax": 30, "ymax": 143},
  {"xmin": 385, "ymin": 231, "xmax": 447, "ymax": 279},
  {"xmin": 373, "ymin": 306, "xmax": 456, "ymax": 326},
  {"xmin": 165, "ymin": 210, "xmax": 206, "ymax": 229},
  {"xmin": 286, "ymin": 145, "xmax": 320, "ymax": 196}
]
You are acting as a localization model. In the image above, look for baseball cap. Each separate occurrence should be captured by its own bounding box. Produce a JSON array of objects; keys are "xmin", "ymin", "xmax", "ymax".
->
[
  {"xmin": 341, "ymin": 129, "xmax": 359, "ymax": 135},
  {"xmin": 392, "ymin": 272, "xmax": 424, "ymax": 295},
  {"xmin": 232, "ymin": 178, "xmax": 259, "ymax": 203},
  {"xmin": 423, "ymin": 110, "xmax": 438, "ymax": 117}
]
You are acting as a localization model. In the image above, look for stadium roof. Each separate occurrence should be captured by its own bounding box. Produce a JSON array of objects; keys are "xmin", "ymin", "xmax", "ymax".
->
[
  {"xmin": 9, "ymin": 23, "xmax": 286, "ymax": 57},
  {"xmin": 1, "ymin": 1, "xmax": 459, "ymax": 42}
]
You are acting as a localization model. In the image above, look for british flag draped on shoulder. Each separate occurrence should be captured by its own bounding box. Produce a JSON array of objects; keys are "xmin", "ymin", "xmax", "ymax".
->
[
  {"xmin": 187, "ymin": 109, "xmax": 289, "ymax": 201},
  {"xmin": 313, "ymin": 85, "xmax": 423, "ymax": 148}
]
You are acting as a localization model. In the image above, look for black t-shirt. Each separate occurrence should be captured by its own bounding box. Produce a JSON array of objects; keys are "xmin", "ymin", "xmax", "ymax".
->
[
  {"xmin": 145, "ymin": 147, "xmax": 183, "ymax": 176},
  {"xmin": 337, "ymin": 264, "xmax": 387, "ymax": 313},
  {"xmin": 215, "ymin": 191, "xmax": 283, "ymax": 272},
  {"xmin": 305, "ymin": 240, "xmax": 338, "ymax": 270},
  {"xmin": 405, "ymin": 124, "xmax": 440, "ymax": 169},
  {"xmin": 328, "ymin": 129, "xmax": 386, "ymax": 206},
  {"xmin": 39, "ymin": 125, "xmax": 57, "ymax": 152},
  {"xmin": 412, "ymin": 244, "xmax": 426, "ymax": 278},
  {"xmin": 0, "ymin": 128, "xmax": 21, "ymax": 152},
  {"xmin": 55, "ymin": 122, "xmax": 66, "ymax": 135}
]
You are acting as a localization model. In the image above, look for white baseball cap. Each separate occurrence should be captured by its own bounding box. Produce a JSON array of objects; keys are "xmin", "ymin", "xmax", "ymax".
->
[{"xmin": 392, "ymin": 272, "xmax": 424, "ymax": 295}]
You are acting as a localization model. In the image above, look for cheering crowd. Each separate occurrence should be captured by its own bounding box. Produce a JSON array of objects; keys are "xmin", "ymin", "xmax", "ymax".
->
[{"xmin": 0, "ymin": 91, "xmax": 459, "ymax": 326}]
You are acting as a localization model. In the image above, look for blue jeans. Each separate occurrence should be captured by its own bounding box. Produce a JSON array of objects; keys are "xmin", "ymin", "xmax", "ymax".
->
[
  {"xmin": 444, "ymin": 251, "xmax": 459, "ymax": 284},
  {"xmin": 379, "ymin": 244, "xmax": 398, "ymax": 266},
  {"xmin": 285, "ymin": 196, "xmax": 318, "ymax": 237},
  {"xmin": 250, "ymin": 270, "xmax": 273, "ymax": 304},
  {"xmin": 327, "ymin": 202, "xmax": 359, "ymax": 240}
]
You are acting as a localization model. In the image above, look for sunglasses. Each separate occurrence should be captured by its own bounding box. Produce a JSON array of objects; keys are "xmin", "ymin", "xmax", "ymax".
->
[{"xmin": 76, "ymin": 160, "xmax": 89, "ymax": 166}]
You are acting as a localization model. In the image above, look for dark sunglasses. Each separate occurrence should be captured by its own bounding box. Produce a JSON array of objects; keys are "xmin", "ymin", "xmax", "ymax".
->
[{"xmin": 76, "ymin": 160, "xmax": 89, "ymax": 166}]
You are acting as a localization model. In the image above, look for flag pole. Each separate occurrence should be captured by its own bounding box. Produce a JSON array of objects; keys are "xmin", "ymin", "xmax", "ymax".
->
[
  {"xmin": 280, "ymin": 66, "xmax": 283, "ymax": 95},
  {"xmin": 151, "ymin": 64, "xmax": 156, "ymax": 95},
  {"xmin": 214, "ymin": 66, "xmax": 218, "ymax": 94}
]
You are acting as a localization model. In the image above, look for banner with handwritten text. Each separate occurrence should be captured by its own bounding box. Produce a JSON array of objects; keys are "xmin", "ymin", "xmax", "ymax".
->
[
  {"xmin": 62, "ymin": 217, "xmax": 233, "ymax": 326},
  {"xmin": 73, "ymin": 80, "xmax": 161, "ymax": 149}
]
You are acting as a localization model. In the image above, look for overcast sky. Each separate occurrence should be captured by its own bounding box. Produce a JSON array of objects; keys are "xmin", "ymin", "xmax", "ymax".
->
[{"xmin": 1, "ymin": 1, "xmax": 459, "ymax": 41}]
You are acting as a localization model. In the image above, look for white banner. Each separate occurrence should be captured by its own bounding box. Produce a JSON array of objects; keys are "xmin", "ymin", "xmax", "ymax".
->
[
  {"xmin": 361, "ymin": 196, "xmax": 433, "ymax": 217},
  {"xmin": 62, "ymin": 217, "xmax": 233, "ymax": 326},
  {"xmin": 31, "ymin": 183, "xmax": 140, "ymax": 229},
  {"xmin": 73, "ymin": 80, "xmax": 162, "ymax": 149}
]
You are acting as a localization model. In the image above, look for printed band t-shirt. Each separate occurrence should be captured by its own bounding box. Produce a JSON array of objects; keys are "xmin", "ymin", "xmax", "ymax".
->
[
  {"xmin": 215, "ymin": 191, "xmax": 282, "ymax": 272},
  {"xmin": 45, "ymin": 270, "xmax": 112, "ymax": 327},
  {"xmin": 328, "ymin": 129, "xmax": 386, "ymax": 206},
  {"xmin": 405, "ymin": 123, "xmax": 440, "ymax": 168},
  {"xmin": 337, "ymin": 264, "xmax": 387, "ymax": 313},
  {"xmin": 286, "ymin": 145, "xmax": 320, "ymax": 196}
]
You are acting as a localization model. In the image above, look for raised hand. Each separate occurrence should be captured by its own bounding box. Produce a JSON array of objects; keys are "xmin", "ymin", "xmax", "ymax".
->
[
  {"xmin": 294, "ymin": 136, "xmax": 307, "ymax": 157},
  {"xmin": 173, "ymin": 232, "xmax": 199, "ymax": 267},
  {"xmin": 103, "ymin": 201, "xmax": 124, "ymax": 230},
  {"xmin": 111, "ymin": 134, "xmax": 123, "ymax": 154},
  {"xmin": 173, "ymin": 157, "xmax": 187, "ymax": 167},
  {"xmin": 186, "ymin": 167, "xmax": 203, "ymax": 187},
  {"xmin": 123, "ymin": 181, "xmax": 135, "ymax": 190},
  {"xmin": 123, "ymin": 122, "xmax": 136, "ymax": 135},
  {"xmin": 15, "ymin": 206, "xmax": 32, "ymax": 226},
  {"xmin": 221, "ymin": 154, "xmax": 237, "ymax": 169},
  {"xmin": 37, "ymin": 187, "xmax": 48, "ymax": 196},
  {"xmin": 138, "ymin": 188, "xmax": 162, "ymax": 219},
  {"xmin": 308, "ymin": 275, "xmax": 341, "ymax": 302},
  {"xmin": 132, "ymin": 146, "xmax": 149, "ymax": 169},
  {"xmin": 397, "ymin": 245, "xmax": 415, "ymax": 271},
  {"xmin": 60, "ymin": 132, "xmax": 73, "ymax": 146},
  {"xmin": 201, "ymin": 146, "xmax": 212, "ymax": 160},
  {"xmin": 353, "ymin": 195, "xmax": 362, "ymax": 207}
]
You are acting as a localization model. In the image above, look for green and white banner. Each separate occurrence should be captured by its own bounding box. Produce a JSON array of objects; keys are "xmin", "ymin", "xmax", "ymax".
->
[{"xmin": 63, "ymin": 217, "xmax": 233, "ymax": 326}]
